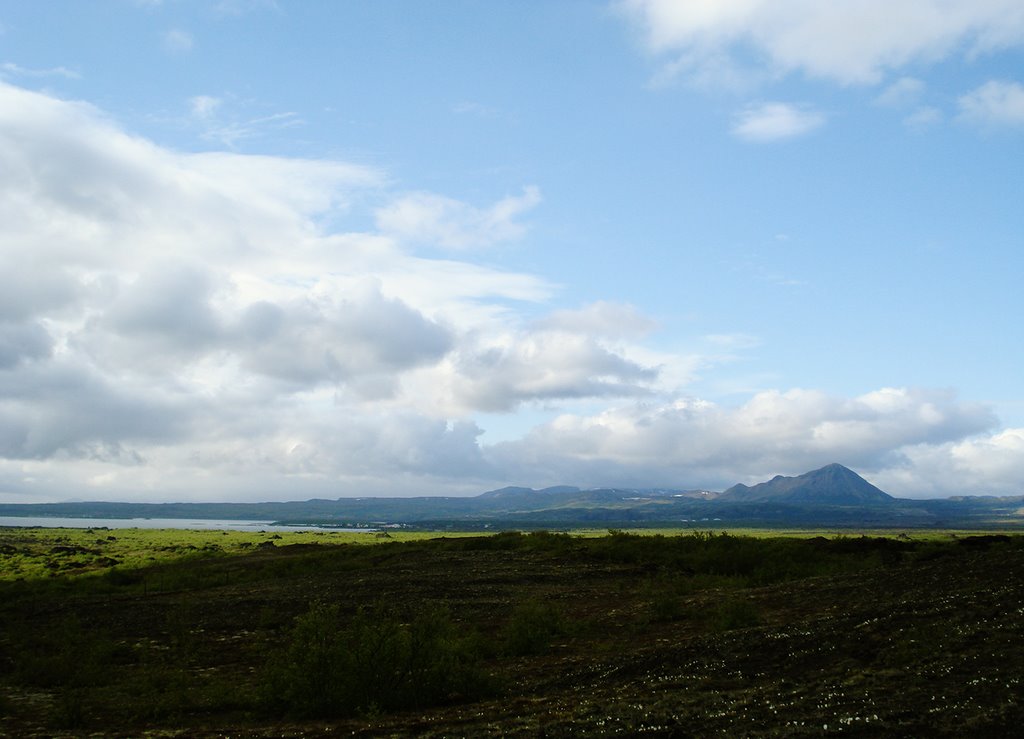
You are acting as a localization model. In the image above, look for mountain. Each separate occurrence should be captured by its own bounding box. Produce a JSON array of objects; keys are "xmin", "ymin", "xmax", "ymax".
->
[
  {"xmin": 477, "ymin": 485, "xmax": 581, "ymax": 501},
  {"xmin": 719, "ymin": 463, "xmax": 894, "ymax": 505},
  {"xmin": 4, "ymin": 463, "xmax": 1022, "ymax": 529}
]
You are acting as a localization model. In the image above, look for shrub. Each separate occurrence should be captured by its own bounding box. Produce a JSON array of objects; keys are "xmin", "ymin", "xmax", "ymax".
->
[
  {"xmin": 710, "ymin": 598, "xmax": 761, "ymax": 632},
  {"xmin": 262, "ymin": 601, "xmax": 493, "ymax": 718},
  {"xmin": 263, "ymin": 601, "xmax": 346, "ymax": 716},
  {"xmin": 503, "ymin": 599, "xmax": 565, "ymax": 656},
  {"xmin": 14, "ymin": 617, "xmax": 108, "ymax": 690},
  {"xmin": 104, "ymin": 566, "xmax": 144, "ymax": 587},
  {"xmin": 648, "ymin": 589, "xmax": 684, "ymax": 623},
  {"xmin": 11, "ymin": 616, "xmax": 121, "ymax": 729}
]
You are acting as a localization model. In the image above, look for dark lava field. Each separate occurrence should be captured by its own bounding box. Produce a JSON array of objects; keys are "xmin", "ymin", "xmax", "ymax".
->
[{"xmin": 1, "ymin": 530, "xmax": 1022, "ymax": 736}]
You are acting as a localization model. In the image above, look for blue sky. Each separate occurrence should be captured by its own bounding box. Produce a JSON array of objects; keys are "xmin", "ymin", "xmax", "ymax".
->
[{"xmin": 1, "ymin": 0, "xmax": 1022, "ymax": 501}]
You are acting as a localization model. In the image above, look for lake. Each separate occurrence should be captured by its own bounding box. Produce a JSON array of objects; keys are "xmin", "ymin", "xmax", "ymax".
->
[{"xmin": 0, "ymin": 516, "xmax": 374, "ymax": 532}]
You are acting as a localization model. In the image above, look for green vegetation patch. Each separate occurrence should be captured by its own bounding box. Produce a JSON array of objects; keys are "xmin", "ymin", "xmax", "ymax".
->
[
  {"xmin": 0, "ymin": 526, "xmax": 475, "ymax": 582},
  {"xmin": 263, "ymin": 601, "xmax": 495, "ymax": 718}
]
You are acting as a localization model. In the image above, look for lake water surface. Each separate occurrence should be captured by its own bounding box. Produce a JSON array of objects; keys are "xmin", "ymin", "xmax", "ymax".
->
[{"xmin": 0, "ymin": 516, "xmax": 372, "ymax": 532}]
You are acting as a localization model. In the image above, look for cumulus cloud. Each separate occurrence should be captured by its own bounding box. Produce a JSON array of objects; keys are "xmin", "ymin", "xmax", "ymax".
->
[
  {"xmin": 375, "ymin": 186, "xmax": 541, "ymax": 250},
  {"xmin": 875, "ymin": 428, "xmax": 1024, "ymax": 497},
  {"xmin": 104, "ymin": 264, "xmax": 222, "ymax": 344},
  {"xmin": 0, "ymin": 362, "xmax": 194, "ymax": 460},
  {"xmin": 448, "ymin": 330, "xmax": 659, "ymax": 413},
  {"xmin": 0, "ymin": 322, "xmax": 53, "ymax": 369},
  {"xmin": 0, "ymin": 256, "xmax": 80, "ymax": 322},
  {"xmin": 232, "ymin": 282, "xmax": 453, "ymax": 389},
  {"xmin": 485, "ymin": 387, "xmax": 998, "ymax": 492},
  {"xmin": 620, "ymin": 0, "xmax": 1024, "ymax": 85},
  {"xmin": 732, "ymin": 102, "xmax": 825, "ymax": 141},
  {"xmin": 0, "ymin": 82, "xmax": 463, "ymax": 446},
  {"xmin": 2, "ymin": 79, "xmax": 1021, "ymax": 502},
  {"xmin": 958, "ymin": 80, "xmax": 1024, "ymax": 126},
  {"xmin": 0, "ymin": 80, "xmax": 663, "ymax": 500}
]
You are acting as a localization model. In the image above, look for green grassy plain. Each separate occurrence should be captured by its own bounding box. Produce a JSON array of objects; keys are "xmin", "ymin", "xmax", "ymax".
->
[
  {"xmin": 0, "ymin": 526, "xmax": 480, "ymax": 582},
  {"xmin": 2, "ymin": 524, "xmax": 1014, "ymax": 582}
]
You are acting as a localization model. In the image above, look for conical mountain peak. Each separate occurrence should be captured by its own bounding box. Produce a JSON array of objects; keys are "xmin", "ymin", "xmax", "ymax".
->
[{"xmin": 721, "ymin": 464, "xmax": 893, "ymax": 505}]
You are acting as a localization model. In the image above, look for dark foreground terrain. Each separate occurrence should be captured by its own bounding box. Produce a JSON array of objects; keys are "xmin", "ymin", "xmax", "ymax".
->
[{"xmin": 1, "ymin": 530, "xmax": 1022, "ymax": 736}]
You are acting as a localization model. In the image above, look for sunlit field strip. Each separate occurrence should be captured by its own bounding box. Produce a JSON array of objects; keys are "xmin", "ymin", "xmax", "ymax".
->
[
  {"xmin": 0, "ymin": 526, "xmax": 477, "ymax": 581},
  {"xmin": 3, "ymin": 524, "xmax": 1018, "ymax": 582}
]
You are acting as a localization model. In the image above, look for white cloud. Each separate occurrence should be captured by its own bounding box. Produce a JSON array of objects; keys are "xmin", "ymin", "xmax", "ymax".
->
[
  {"xmin": 875, "ymin": 428, "xmax": 1024, "ymax": 497},
  {"xmin": 184, "ymin": 94, "xmax": 304, "ymax": 147},
  {"xmin": 958, "ymin": 80, "xmax": 1024, "ymax": 126},
  {"xmin": 446, "ymin": 330, "xmax": 659, "ymax": 413},
  {"xmin": 704, "ymin": 333, "xmax": 761, "ymax": 352},
  {"xmin": 2, "ymin": 79, "xmax": 1021, "ymax": 502},
  {"xmin": 1, "ymin": 62, "xmax": 80, "ymax": 79},
  {"xmin": 0, "ymin": 80, "xmax": 662, "ymax": 500},
  {"xmin": 230, "ymin": 281, "xmax": 454, "ymax": 388},
  {"xmin": 0, "ymin": 360, "xmax": 194, "ymax": 460},
  {"xmin": 620, "ymin": 0, "xmax": 1024, "ymax": 85},
  {"xmin": 535, "ymin": 302, "xmax": 657, "ymax": 339},
  {"xmin": 732, "ymin": 102, "xmax": 824, "ymax": 141},
  {"xmin": 375, "ymin": 186, "xmax": 541, "ymax": 250},
  {"xmin": 904, "ymin": 106, "xmax": 943, "ymax": 129},
  {"xmin": 162, "ymin": 29, "xmax": 194, "ymax": 53},
  {"xmin": 189, "ymin": 95, "xmax": 221, "ymax": 119},
  {"xmin": 874, "ymin": 77, "xmax": 925, "ymax": 107},
  {"xmin": 486, "ymin": 387, "xmax": 999, "ymax": 493},
  {"xmin": 203, "ymin": 111, "xmax": 303, "ymax": 148}
]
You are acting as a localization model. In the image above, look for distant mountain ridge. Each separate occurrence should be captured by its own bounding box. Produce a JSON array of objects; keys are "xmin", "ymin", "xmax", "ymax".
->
[
  {"xmin": 1, "ymin": 463, "xmax": 1021, "ymax": 529},
  {"xmin": 720, "ymin": 463, "xmax": 894, "ymax": 505},
  {"xmin": 477, "ymin": 485, "xmax": 581, "ymax": 500}
]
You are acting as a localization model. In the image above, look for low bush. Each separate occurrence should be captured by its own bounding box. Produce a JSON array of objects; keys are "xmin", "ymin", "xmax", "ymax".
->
[
  {"xmin": 503, "ymin": 599, "xmax": 566, "ymax": 656},
  {"xmin": 710, "ymin": 598, "xmax": 761, "ymax": 632},
  {"xmin": 262, "ymin": 601, "xmax": 494, "ymax": 718},
  {"xmin": 648, "ymin": 589, "xmax": 685, "ymax": 623}
]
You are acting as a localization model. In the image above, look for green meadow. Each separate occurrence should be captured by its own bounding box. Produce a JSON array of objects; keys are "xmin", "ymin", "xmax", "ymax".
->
[
  {"xmin": 1, "ymin": 524, "xmax": 998, "ymax": 583},
  {"xmin": 0, "ymin": 526, "xmax": 487, "ymax": 582}
]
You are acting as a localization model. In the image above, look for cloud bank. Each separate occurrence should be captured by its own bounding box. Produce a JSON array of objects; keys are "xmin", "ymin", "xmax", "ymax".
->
[
  {"xmin": 0, "ymin": 80, "xmax": 1019, "ymax": 501},
  {"xmin": 621, "ymin": 0, "xmax": 1024, "ymax": 85},
  {"xmin": 621, "ymin": 1, "xmax": 1024, "ymax": 138}
]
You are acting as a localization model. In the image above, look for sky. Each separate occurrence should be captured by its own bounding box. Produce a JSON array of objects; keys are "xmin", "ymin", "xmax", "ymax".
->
[{"xmin": 1, "ymin": 0, "xmax": 1022, "ymax": 503}]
